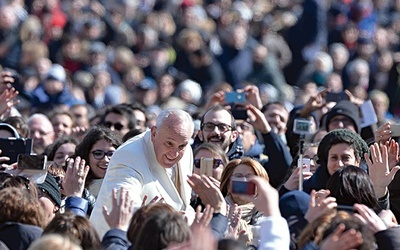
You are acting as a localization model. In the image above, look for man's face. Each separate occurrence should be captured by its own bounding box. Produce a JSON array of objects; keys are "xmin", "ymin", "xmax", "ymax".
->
[
  {"xmin": 29, "ymin": 118, "xmax": 55, "ymax": 155},
  {"xmin": 104, "ymin": 112, "xmax": 130, "ymax": 138},
  {"xmin": 199, "ymin": 109, "xmax": 238, "ymax": 153},
  {"xmin": 133, "ymin": 110, "xmax": 147, "ymax": 130},
  {"xmin": 51, "ymin": 114, "xmax": 73, "ymax": 138},
  {"xmin": 328, "ymin": 115, "xmax": 356, "ymax": 132},
  {"xmin": 263, "ymin": 104, "xmax": 288, "ymax": 136},
  {"xmin": 236, "ymin": 120, "xmax": 256, "ymax": 153},
  {"xmin": 151, "ymin": 123, "xmax": 191, "ymax": 168}
]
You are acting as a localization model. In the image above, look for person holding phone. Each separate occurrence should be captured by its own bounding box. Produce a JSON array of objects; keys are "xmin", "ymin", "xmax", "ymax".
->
[{"xmin": 219, "ymin": 157, "xmax": 269, "ymax": 247}]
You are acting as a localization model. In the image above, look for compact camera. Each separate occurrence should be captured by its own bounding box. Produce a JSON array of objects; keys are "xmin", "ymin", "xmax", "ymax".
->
[
  {"xmin": 293, "ymin": 118, "xmax": 313, "ymax": 135},
  {"xmin": 230, "ymin": 177, "xmax": 256, "ymax": 196}
]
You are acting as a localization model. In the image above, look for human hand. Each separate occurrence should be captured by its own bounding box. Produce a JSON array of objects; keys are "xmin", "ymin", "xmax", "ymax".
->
[
  {"xmin": 344, "ymin": 89, "xmax": 364, "ymax": 107},
  {"xmin": 0, "ymin": 87, "xmax": 19, "ymax": 117},
  {"xmin": 226, "ymin": 204, "xmax": 244, "ymax": 240},
  {"xmin": 241, "ymin": 85, "xmax": 262, "ymax": 110},
  {"xmin": 62, "ymin": 157, "xmax": 89, "ymax": 197},
  {"xmin": 378, "ymin": 209, "xmax": 398, "ymax": 229},
  {"xmin": 140, "ymin": 194, "xmax": 164, "ymax": 206},
  {"xmin": 365, "ymin": 143, "xmax": 400, "ymax": 198},
  {"xmin": 191, "ymin": 204, "xmax": 214, "ymax": 229},
  {"xmin": 300, "ymin": 88, "xmax": 329, "ymax": 118},
  {"xmin": 187, "ymin": 174, "xmax": 226, "ymax": 215},
  {"xmin": 283, "ymin": 166, "xmax": 313, "ymax": 191},
  {"xmin": 239, "ymin": 175, "xmax": 280, "ymax": 216},
  {"xmin": 385, "ymin": 139, "xmax": 399, "ymax": 170},
  {"xmin": 319, "ymin": 223, "xmax": 363, "ymax": 250},
  {"xmin": 102, "ymin": 187, "xmax": 134, "ymax": 231},
  {"xmin": 204, "ymin": 90, "xmax": 225, "ymax": 110},
  {"xmin": 246, "ymin": 104, "xmax": 272, "ymax": 134},
  {"xmin": 354, "ymin": 203, "xmax": 387, "ymax": 234},
  {"xmin": 375, "ymin": 122, "xmax": 391, "ymax": 144},
  {"xmin": 304, "ymin": 190, "xmax": 337, "ymax": 223}
]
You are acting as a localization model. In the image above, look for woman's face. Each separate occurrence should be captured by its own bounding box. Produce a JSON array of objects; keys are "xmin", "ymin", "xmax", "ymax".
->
[
  {"xmin": 327, "ymin": 143, "xmax": 360, "ymax": 175},
  {"xmin": 303, "ymin": 146, "xmax": 318, "ymax": 173},
  {"xmin": 53, "ymin": 142, "xmax": 76, "ymax": 167},
  {"xmin": 193, "ymin": 149, "xmax": 225, "ymax": 180},
  {"xmin": 89, "ymin": 139, "xmax": 116, "ymax": 179},
  {"xmin": 230, "ymin": 163, "xmax": 256, "ymax": 205}
]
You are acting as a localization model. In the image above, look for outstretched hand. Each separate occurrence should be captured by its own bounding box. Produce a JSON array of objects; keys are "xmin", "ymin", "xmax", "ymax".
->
[
  {"xmin": 319, "ymin": 223, "xmax": 363, "ymax": 250},
  {"xmin": 102, "ymin": 187, "xmax": 135, "ymax": 231},
  {"xmin": 62, "ymin": 157, "xmax": 89, "ymax": 197},
  {"xmin": 304, "ymin": 189, "xmax": 337, "ymax": 223},
  {"xmin": 365, "ymin": 143, "xmax": 400, "ymax": 198}
]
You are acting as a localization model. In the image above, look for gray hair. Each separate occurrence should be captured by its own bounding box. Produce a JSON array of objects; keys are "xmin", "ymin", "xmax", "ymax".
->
[{"xmin": 155, "ymin": 109, "xmax": 194, "ymax": 135}]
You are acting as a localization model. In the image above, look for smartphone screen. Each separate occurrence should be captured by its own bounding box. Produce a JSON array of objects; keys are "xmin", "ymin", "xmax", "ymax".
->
[
  {"xmin": 297, "ymin": 158, "xmax": 311, "ymax": 173},
  {"xmin": 231, "ymin": 179, "xmax": 256, "ymax": 195},
  {"xmin": 17, "ymin": 154, "xmax": 47, "ymax": 170},
  {"xmin": 200, "ymin": 158, "xmax": 213, "ymax": 177}
]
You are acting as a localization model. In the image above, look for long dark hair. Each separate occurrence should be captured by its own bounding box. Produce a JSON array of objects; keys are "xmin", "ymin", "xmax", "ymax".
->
[
  {"xmin": 71, "ymin": 126, "xmax": 121, "ymax": 187},
  {"xmin": 326, "ymin": 165, "xmax": 378, "ymax": 210}
]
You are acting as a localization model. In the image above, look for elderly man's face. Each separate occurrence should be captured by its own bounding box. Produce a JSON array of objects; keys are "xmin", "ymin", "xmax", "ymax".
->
[
  {"xmin": 151, "ymin": 119, "xmax": 192, "ymax": 168},
  {"xmin": 29, "ymin": 117, "xmax": 55, "ymax": 155}
]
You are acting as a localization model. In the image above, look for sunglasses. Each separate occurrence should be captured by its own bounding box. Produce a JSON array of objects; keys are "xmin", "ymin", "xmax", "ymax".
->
[
  {"xmin": 91, "ymin": 150, "xmax": 114, "ymax": 160},
  {"xmin": 104, "ymin": 121, "xmax": 125, "ymax": 131},
  {"xmin": 193, "ymin": 158, "xmax": 223, "ymax": 169}
]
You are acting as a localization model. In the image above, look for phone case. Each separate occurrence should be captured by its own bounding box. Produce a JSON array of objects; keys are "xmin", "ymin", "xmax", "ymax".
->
[
  {"xmin": 200, "ymin": 158, "xmax": 213, "ymax": 177},
  {"xmin": 0, "ymin": 138, "xmax": 32, "ymax": 165}
]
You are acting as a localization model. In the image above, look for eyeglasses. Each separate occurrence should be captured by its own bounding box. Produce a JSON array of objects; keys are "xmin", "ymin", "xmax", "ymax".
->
[
  {"xmin": 104, "ymin": 121, "xmax": 125, "ymax": 131},
  {"xmin": 201, "ymin": 122, "xmax": 232, "ymax": 133},
  {"xmin": 91, "ymin": 150, "xmax": 114, "ymax": 160},
  {"xmin": 231, "ymin": 173, "xmax": 254, "ymax": 179},
  {"xmin": 193, "ymin": 158, "xmax": 223, "ymax": 169},
  {"xmin": 237, "ymin": 123, "xmax": 252, "ymax": 131}
]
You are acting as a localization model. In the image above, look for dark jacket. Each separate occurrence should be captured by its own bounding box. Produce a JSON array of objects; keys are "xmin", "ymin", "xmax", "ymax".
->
[
  {"xmin": 0, "ymin": 222, "xmax": 43, "ymax": 250},
  {"xmin": 261, "ymin": 131, "xmax": 292, "ymax": 188}
]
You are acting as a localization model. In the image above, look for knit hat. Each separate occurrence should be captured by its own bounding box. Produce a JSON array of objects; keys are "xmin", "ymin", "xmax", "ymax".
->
[
  {"xmin": 317, "ymin": 129, "xmax": 369, "ymax": 166},
  {"xmin": 37, "ymin": 174, "xmax": 61, "ymax": 207},
  {"xmin": 325, "ymin": 100, "xmax": 360, "ymax": 133}
]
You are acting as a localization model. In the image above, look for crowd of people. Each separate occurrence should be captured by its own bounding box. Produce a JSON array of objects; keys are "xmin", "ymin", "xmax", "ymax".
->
[{"xmin": 0, "ymin": 0, "xmax": 398, "ymax": 249}]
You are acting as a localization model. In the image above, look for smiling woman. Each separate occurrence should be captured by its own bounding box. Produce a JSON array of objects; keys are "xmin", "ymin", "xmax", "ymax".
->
[{"xmin": 69, "ymin": 126, "xmax": 122, "ymax": 198}]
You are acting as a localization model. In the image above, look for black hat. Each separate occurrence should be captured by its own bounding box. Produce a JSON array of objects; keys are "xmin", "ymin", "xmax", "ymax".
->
[
  {"xmin": 37, "ymin": 174, "xmax": 61, "ymax": 207},
  {"xmin": 325, "ymin": 100, "xmax": 360, "ymax": 133},
  {"xmin": 317, "ymin": 129, "xmax": 369, "ymax": 166}
]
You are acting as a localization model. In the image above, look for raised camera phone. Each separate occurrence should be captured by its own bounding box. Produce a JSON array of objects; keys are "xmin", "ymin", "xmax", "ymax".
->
[
  {"xmin": 18, "ymin": 154, "xmax": 47, "ymax": 170},
  {"xmin": 325, "ymin": 92, "xmax": 349, "ymax": 102},
  {"xmin": 391, "ymin": 124, "xmax": 400, "ymax": 137},
  {"xmin": 298, "ymin": 158, "xmax": 311, "ymax": 173},
  {"xmin": 231, "ymin": 109, "xmax": 248, "ymax": 120},
  {"xmin": 200, "ymin": 157, "xmax": 214, "ymax": 177},
  {"xmin": 293, "ymin": 118, "xmax": 313, "ymax": 135},
  {"xmin": 225, "ymin": 92, "xmax": 246, "ymax": 104},
  {"xmin": 0, "ymin": 138, "xmax": 33, "ymax": 165},
  {"xmin": 231, "ymin": 178, "xmax": 256, "ymax": 195}
]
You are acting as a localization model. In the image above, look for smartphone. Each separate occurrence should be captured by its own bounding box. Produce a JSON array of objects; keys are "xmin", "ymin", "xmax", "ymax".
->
[
  {"xmin": 391, "ymin": 124, "xmax": 400, "ymax": 137},
  {"xmin": 17, "ymin": 154, "xmax": 47, "ymax": 184},
  {"xmin": 336, "ymin": 205, "xmax": 357, "ymax": 213},
  {"xmin": 225, "ymin": 92, "xmax": 246, "ymax": 104},
  {"xmin": 17, "ymin": 154, "xmax": 47, "ymax": 170},
  {"xmin": 0, "ymin": 138, "xmax": 33, "ymax": 165},
  {"xmin": 325, "ymin": 92, "xmax": 349, "ymax": 102},
  {"xmin": 200, "ymin": 157, "xmax": 213, "ymax": 177},
  {"xmin": 297, "ymin": 158, "xmax": 311, "ymax": 173},
  {"xmin": 231, "ymin": 109, "xmax": 248, "ymax": 120},
  {"xmin": 231, "ymin": 179, "xmax": 256, "ymax": 195}
]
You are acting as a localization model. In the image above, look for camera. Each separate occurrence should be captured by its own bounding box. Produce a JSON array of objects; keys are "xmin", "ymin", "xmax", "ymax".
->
[
  {"xmin": 231, "ymin": 177, "xmax": 256, "ymax": 195},
  {"xmin": 293, "ymin": 118, "xmax": 313, "ymax": 135},
  {"xmin": 17, "ymin": 154, "xmax": 48, "ymax": 184}
]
